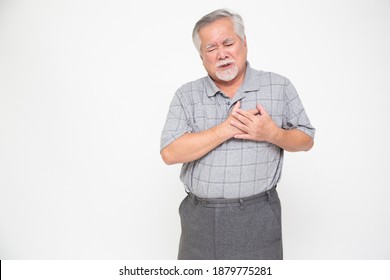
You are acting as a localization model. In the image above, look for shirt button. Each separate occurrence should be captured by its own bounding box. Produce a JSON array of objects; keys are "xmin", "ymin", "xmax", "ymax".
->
[{"xmin": 227, "ymin": 101, "xmax": 230, "ymax": 105}]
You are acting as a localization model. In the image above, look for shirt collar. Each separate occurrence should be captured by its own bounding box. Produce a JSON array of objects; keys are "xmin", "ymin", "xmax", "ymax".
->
[
  {"xmin": 240, "ymin": 62, "xmax": 261, "ymax": 92},
  {"xmin": 205, "ymin": 61, "xmax": 260, "ymax": 97},
  {"xmin": 205, "ymin": 75, "xmax": 221, "ymax": 97}
]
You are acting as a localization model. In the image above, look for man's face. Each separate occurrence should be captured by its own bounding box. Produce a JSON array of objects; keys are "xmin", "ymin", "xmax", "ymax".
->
[{"xmin": 198, "ymin": 17, "xmax": 247, "ymax": 84}]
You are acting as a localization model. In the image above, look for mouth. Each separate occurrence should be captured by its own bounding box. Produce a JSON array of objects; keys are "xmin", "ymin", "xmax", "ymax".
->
[
  {"xmin": 218, "ymin": 62, "xmax": 232, "ymax": 69},
  {"xmin": 216, "ymin": 60, "xmax": 235, "ymax": 69}
]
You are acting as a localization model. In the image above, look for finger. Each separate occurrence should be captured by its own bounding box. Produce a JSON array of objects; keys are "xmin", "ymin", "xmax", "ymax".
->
[
  {"xmin": 230, "ymin": 120, "xmax": 250, "ymax": 133},
  {"xmin": 248, "ymin": 108, "xmax": 260, "ymax": 115},
  {"xmin": 231, "ymin": 101, "xmax": 241, "ymax": 113},
  {"xmin": 232, "ymin": 111, "xmax": 253, "ymax": 126},
  {"xmin": 256, "ymin": 104, "xmax": 268, "ymax": 116},
  {"xmin": 234, "ymin": 133, "xmax": 253, "ymax": 140},
  {"xmin": 236, "ymin": 108, "xmax": 256, "ymax": 121}
]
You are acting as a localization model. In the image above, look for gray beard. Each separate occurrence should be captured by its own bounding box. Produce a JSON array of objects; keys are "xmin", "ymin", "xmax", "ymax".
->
[{"xmin": 215, "ymin": 65, "xmax": 238, "ymax": 81}]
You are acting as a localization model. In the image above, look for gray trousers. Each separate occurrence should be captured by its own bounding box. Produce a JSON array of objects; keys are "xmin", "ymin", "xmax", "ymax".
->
[{"xmin": 178, "ymin": 186, "xmax": 283, "ymax": 260}]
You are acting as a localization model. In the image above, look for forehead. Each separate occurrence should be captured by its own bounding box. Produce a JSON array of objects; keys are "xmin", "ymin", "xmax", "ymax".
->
[{"xmin": 198, "ymin": 18, "xmax": 238, "ymax": 44}]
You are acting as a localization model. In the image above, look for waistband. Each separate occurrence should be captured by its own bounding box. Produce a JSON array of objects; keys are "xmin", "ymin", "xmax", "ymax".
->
[{"xmin": 188, "ymin": 186, "xmax": 277, "ymax": 208}]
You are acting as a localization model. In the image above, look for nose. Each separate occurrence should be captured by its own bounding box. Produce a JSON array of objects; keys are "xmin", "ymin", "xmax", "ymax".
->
[{"xmin": 216, "ymin": 47, "xmax": 229, "ymax": 60}]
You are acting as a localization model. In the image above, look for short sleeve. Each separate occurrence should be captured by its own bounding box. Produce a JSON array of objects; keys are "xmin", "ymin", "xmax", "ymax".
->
[
  {"xmin": 282, "ymin": 80, "xmax": 316, "ymax": 138},
  {"xmin": 160, "ymin": 89, "xmax": 193, "ymax": 151}
]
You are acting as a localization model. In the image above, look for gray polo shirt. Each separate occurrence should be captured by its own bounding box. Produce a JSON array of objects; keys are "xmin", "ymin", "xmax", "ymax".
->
[{"xmin": 161, "ymin": 63, "xmax": 315, "ymax": 198}]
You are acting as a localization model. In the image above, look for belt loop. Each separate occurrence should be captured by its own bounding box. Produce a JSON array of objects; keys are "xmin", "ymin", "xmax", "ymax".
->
[
  {"xmin": 266, "ymin": 190, "xmax": 271, "ymax": 201},
  {"xmin": 239, "ymin": 198, "xmax": 244, "ymax": 210},
  {"xmin": 189, "ymin": 193, "xmax": 197, "ymax": 205}
]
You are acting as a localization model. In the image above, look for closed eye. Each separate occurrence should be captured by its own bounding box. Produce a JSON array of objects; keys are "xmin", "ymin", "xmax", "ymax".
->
[
  {"xmin": 206, "ymin": 47, "xmax": 217, "ymax": 52},
  {"xmin": 223, "ymin": 39, "xmax": 235, "ymax": 46}
]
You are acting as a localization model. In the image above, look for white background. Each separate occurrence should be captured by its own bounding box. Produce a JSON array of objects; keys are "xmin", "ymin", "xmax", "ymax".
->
[{"xmin": 0, "ymin": 0, "xmax": 389, "ymax": 259}]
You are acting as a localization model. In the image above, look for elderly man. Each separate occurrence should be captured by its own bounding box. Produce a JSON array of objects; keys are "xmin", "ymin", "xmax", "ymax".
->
[{"xmin": 160, "ymin": 9, "xmax": 315, "ymax": 260}]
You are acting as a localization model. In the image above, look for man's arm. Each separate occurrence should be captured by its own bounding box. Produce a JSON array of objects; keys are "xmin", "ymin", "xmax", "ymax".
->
[
  {"xmin": 161, "ymin": 102, "xmax": 244, "ymax": 165},
  {"xmin": 268, "ymin": 128, "xmax": 314, "ymax": 152},
  {"xmin": 231, "ymin": 104, "xmax": 314, "ymax": 152}
]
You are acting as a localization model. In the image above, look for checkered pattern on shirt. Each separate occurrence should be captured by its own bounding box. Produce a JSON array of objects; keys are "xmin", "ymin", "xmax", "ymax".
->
[{"xmin": 160, "ymin": 65, "xmax": 315, "ymax": 198}]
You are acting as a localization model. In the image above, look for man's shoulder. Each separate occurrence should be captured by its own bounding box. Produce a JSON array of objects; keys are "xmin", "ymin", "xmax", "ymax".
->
[
  {"xmin": 250, "ymin": 68, "xmax": 290, "ymax": 86},
  {"xmin": 176, "ymin": 76, "xmax": 208, "ymax": 95}
]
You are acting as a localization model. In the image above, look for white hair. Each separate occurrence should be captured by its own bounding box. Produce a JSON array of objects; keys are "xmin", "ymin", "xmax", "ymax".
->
[{"xmin": 192, "ymin": 9, "xmax": 246, "ymax": 53}]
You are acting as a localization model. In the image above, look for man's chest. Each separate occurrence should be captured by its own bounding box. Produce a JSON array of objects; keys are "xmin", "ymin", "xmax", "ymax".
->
[{"xmin": 188, "ymin": 88, "xmax": 284, "ymax": 132}]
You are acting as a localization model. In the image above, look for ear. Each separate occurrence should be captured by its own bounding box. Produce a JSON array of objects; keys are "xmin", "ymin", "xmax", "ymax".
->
[{"xmin": 243, "ymin": 36, "xmax": 247, "ymax": 47}]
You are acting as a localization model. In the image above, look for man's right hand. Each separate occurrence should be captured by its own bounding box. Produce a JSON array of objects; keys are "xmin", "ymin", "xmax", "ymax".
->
[
  {"xmin": 223, "ymin": 101, "xmax": 260, "ymax": 139},
  {"xmin": 221, "ymin": 101, "xmax": 245, "ymax": 138},
  {"xmin": 160, "ymin": 101, "xmax": 253, "ymax": 165}
]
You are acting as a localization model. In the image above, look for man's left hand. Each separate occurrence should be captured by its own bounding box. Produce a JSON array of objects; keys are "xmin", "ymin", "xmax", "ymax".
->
[{"xmin": 230, "ymin": 104, "xmax": 279, "ymax": 142}]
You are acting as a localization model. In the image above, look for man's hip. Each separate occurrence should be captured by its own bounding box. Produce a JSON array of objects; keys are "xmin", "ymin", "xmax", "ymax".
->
[{"xmin": 178, "ymin": 186, "xmax": 283, "ymax": 260}]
